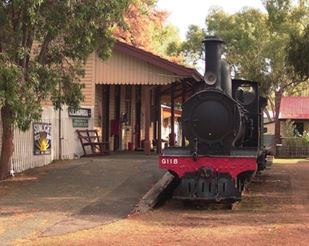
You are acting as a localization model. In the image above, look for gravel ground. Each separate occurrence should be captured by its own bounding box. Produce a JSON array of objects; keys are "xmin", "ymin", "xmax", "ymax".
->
[{"xmin": 10, "ymin": 159, "xmax": 309, "ymax": 246}]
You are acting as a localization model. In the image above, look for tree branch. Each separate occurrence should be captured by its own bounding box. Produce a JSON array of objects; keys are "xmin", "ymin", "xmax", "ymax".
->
[
  {"xmin": 264, "ymin": 108, "xmax": 272, "ymax": 121},
  {"xmin": 21, "ymin": 13, "xmax": 29, "ymax": 70},
  {"xmin": 281, "ymin": 78, "xmax": 309, "ymax": 91},
  {"xmin": 38, "ymin": 34, "xmax": 52, "ymax": 65}
]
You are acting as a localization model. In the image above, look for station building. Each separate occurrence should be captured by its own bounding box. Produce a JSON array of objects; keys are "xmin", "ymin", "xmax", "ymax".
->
[{"xmin": 0, "ymin": 41, "xmax": 202, "ymax": 173}]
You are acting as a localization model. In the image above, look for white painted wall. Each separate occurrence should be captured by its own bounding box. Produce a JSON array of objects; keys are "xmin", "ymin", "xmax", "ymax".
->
[{"xmin": 0, "ymin": 105, "xmax": 94, "ymax": 174}]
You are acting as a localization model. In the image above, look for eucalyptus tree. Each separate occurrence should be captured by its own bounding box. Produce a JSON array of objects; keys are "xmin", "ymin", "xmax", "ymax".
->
[
  {"xmin": 0, "ymin": 0, "xmax": 130, "ymax": 179},
  {"xmin": 178, "ymin": 0, "xmax": 308, "ymax": 144},
  {"xmin": 287, "ymin": 24, "xmax": 309, "ymax": 81}
]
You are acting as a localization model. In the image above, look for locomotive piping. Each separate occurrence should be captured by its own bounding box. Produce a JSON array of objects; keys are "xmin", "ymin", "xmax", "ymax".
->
[{"xmin": 193, "ymin": 138, "xmax": 198, "ymax": 161}]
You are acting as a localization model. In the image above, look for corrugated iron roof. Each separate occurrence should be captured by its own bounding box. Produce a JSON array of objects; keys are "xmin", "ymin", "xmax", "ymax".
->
[
  {"xmin": 279, "ymin": 96, "xmax": 309, "ymax": 119},
  {"xmin": 114, "ymin": 41, "xmax": 203, "ymax": 81}
]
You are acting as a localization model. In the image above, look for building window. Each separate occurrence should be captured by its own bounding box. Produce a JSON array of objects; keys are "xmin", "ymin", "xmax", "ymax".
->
[{"xmin": 293, "ymin": 122, "xmax": 304, "ymax": 135}]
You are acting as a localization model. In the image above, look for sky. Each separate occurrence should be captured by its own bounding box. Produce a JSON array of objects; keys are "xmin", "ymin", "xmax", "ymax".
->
[{"xmin": 157, "ymin": 0, "xmax": 266, "ymax": 40}]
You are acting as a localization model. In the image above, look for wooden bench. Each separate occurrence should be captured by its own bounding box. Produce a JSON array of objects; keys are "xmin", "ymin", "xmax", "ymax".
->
[{"xmin": 76, "ymin": 129, "xmax": 109, "ymax": 157}]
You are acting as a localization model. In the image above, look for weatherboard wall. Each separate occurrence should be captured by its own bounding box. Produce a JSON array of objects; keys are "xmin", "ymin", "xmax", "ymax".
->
[{"xmin": 0, "ymin": 106, "xmax": 94, "ymax": 174}]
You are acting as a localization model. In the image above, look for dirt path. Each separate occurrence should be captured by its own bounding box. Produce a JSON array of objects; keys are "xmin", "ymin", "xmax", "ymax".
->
[{"xmin": 15, "ymin": 160, "xmax": 309, "ymax": 246}]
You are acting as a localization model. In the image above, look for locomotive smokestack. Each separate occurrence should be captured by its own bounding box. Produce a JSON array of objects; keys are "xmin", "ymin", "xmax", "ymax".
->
[
  {"xmin": 203, "ymin": 36, "xmax": 231, "ymax": 95},
  {"xmin": 203, "ymin": 36, "xmax": 225, "ymax": 89}
]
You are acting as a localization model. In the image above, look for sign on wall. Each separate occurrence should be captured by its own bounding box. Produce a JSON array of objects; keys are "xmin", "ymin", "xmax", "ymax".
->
[
  {"xmin": 69, "ymin": 107, "xmax": 91, "ymax": 128},
  {"xmin": 68, "ymin": 107, "xmax": 91, "ymax": 118},
  {"xmin": 72, "ymin": 118, "xmax": 89, "ymax": 128},
  {"xmin": 33, "ymin": 122, "xmax": 52, "ymax": 155}
]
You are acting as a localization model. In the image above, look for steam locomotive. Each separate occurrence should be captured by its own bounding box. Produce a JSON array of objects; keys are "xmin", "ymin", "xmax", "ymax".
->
[{"xmin": 159, "ymin": 37, "xmax": 268, "ymax": 202}]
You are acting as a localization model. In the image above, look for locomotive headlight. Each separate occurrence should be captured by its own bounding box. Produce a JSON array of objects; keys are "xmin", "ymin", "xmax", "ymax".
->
[{"xmin": 205, "ymin": 72, "xmax": 217, "ymax": 85}]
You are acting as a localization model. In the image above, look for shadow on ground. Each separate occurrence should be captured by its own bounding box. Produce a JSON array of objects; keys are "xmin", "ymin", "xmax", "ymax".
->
[{"xmin": 0, "ymin": 152, "xmax": 164, "ymax": 243}]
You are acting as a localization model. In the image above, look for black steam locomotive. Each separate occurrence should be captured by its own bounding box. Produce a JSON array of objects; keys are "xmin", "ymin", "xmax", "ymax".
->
[{"xmin": 159, "ymin": 37, "xmax": 267, "ymax": 202}]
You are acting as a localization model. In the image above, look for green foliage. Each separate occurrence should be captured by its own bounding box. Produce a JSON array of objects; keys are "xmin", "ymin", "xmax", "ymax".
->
[
  {"xmin": 287, "ymin": 24, "xmax": 309, "ymax": 80},
  {"xmin": 302, "ymin": 131, "xmax": 309, "ymax": 143},
  {"xmin": 283, "ymin": 119, "xmax": 298, "ymax": 137},
  {"xmin": 0, "ymin": 0, "xmax": 130, "ymax": 131},
  {"xmin": 150, "ymin": 23, "xmax": 181, "ymax": 58},
  {"xmin": 180, "ymin": 25, "xmax": 205, "ymax": 65},
  {"xmin": 178, "ymin": 1, "xmax": 308, "ymax": 101},
  {"xmin": 282, "ymin": 120, "xmax": 302, "ymax": 147},
  {"xmin": 207, "ymin": 7, "xmax": 271, "ymax": 90},
  {"xmin": 282, "ymin": 120, "xmax": 309, "ymax": 146}
]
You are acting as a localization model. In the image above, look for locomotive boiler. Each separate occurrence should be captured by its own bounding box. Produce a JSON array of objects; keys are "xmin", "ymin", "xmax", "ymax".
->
[{"xmin": 159, "ymin": 36, "xmax": 267, "ymax": 202}]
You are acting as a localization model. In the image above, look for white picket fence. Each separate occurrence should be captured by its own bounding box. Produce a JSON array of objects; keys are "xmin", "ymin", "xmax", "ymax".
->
[{"xmin": 0, "ymin": 106, "xmax": 94, "ymax": 174}]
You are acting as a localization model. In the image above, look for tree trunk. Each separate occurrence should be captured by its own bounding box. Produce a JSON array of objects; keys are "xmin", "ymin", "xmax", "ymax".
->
[
  {"xmin": 274, "ymin": 91, "xmax": 283, "ymax": 148},
  {"xmin": 0, "ymin": 105, "xmax": 14, "ymax": 180}
]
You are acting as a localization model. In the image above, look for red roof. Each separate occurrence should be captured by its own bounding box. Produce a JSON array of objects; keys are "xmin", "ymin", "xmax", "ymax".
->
[{"xmin": 279, "ymin": 96, "xmax": 309, "ymax": 119}]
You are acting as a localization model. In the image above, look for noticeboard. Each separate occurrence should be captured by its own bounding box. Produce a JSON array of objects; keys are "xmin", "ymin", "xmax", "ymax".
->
[{"xmin": 72, "ymin": 118, "xmax": 89, "ymax": 128}]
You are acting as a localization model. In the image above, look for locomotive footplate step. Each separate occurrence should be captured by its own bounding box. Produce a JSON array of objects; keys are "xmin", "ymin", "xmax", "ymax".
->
[{"xmin": 173, "ymin": 171, "xmax": 241, "ymax": 201}]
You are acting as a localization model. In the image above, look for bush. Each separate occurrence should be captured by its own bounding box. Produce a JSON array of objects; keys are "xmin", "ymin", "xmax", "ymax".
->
[
  {"xmin": 302, "ymin": 130, "xmax": 309, "ymax": 144},
  {"xmin": 281, "ymin": 120, "xmax": 308, "ymax": 147}
]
